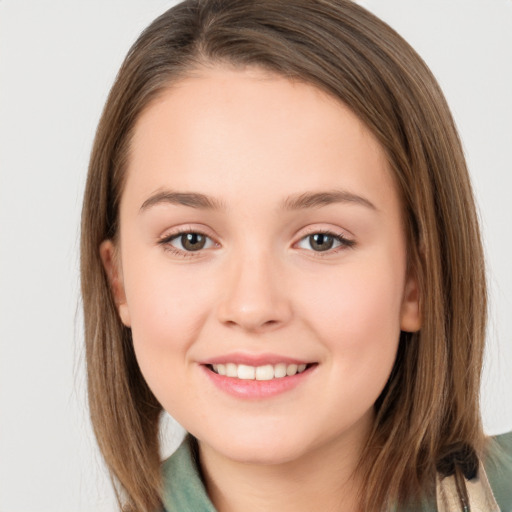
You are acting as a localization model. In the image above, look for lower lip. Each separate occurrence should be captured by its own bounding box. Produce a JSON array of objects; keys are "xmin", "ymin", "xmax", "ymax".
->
[{"xmin": 201, "ymin": 365, "xmax": 315, "ymax": 399}]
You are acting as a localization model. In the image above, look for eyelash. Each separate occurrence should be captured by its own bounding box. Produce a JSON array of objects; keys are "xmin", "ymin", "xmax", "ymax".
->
[
  {"xmin": 158, "ymin": 228, "xmax": 216, "ymax": 258},
  {"xmin": 157, "ymin": 228, "xmax": 355, "ymax": 259},
  {"xmin": 297, "ymin": 229, "xmax": 356, "ymax": 256}
]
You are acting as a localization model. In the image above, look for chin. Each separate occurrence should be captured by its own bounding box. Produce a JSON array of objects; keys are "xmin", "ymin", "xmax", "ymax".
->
[{"xmin": 194, "ymin": 422, "xmax": 318, "ymax": 465}]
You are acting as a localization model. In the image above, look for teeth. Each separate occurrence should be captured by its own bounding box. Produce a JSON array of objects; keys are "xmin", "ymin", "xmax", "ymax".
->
[
  {"xmin": 274, "ymin": 363, "xmax": 287, "ymax": 378},
  {"xmin": 237, "ymin": 364, "xmax": 255, "ymax": 380},
  {"xmin": 255, "ymin": 365, "xmax": 274, "ymax": 381},
  {"xmin": 211, "ymin": 362, "xmax": 309, "ymax": 380},
  {"xmin": 286, "ymin": 363, "xmax": 298, "ymax": 376},
  {"xmin": 226, "ymin": 363, "xmax": 237, "ymax": 377}
]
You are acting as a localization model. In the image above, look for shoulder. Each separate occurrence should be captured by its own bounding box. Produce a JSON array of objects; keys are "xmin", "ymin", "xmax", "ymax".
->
[
  {"xmin": 160, "ymin": 433, "xmax": 512, "ymax": 512},
  {"xmin": 485, "ymin": 430, "xmax": 512, "ymax": 511}
]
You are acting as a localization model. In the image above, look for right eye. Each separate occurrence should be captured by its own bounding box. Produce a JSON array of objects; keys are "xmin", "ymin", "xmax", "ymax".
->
[{"xmin": 159, "ymin": 231, "xmax": 216, "ymax": 256}]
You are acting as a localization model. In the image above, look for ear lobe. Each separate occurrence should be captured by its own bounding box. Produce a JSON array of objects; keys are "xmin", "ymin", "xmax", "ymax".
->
[
  {"xmin": 400, "ymin": 272, "xmax": 421, "ymax": 333},
  {"xmin": 99, "ymin": 240, "xmax": 131, "ymax": 327}
]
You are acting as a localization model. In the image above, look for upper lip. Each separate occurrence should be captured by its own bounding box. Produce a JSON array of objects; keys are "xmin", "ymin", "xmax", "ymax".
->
[{"xmin": 200, "ymin": 352, "xmax": 314, "ymax": 366}]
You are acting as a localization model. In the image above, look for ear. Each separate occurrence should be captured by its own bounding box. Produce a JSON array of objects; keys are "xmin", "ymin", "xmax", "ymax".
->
[
  {"xmin": 99, "ymin": 240, "xmax": 131, "ymax": 327},
  {"xmin": 400, "ymin": 271, "xmax": 421, "ymax": 333}
]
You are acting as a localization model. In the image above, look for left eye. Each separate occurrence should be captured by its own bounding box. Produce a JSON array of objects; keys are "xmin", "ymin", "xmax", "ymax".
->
[
  {"xmin": 296, "ymin": 232, "xmax": 353, "ymax": 252},
  {"xmin": 165, "ymin": 232, "xmax": 215, "ymax": 252}
]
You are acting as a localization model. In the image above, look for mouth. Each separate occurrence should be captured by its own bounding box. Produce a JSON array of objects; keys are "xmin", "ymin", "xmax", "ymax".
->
[
  {"xmin": 206, "ymin": 362, "xmax": 314, "ymax": 380},
  {"xmin": 202, "ymin": 359, "xmax": 318, "ymax": 398},
  {"xmin": 200, "ymin": 354, "xmax": 318, "ymax": 398}
]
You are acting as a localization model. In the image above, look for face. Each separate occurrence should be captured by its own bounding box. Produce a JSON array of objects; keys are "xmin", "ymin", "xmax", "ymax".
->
[{"xmin": 101, "ymin": 65, "xmax": 420, "ymax": 466}]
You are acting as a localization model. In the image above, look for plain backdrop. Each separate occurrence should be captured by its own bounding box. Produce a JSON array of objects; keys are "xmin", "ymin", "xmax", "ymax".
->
[{"xmin": 0, "ymin": 1, "xmax": 511, "ymax": 510}]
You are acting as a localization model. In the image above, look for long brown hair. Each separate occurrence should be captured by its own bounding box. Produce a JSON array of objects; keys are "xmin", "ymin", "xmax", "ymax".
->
[{"xmin": 80, "ymin": 1, "xmax": 487, "ymax": 510}]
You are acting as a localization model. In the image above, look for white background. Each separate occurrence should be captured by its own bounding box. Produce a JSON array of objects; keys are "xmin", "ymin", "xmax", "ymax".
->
[{"xmin": 0, "ymin": 1, "xmax": 511, "ymax": 510}]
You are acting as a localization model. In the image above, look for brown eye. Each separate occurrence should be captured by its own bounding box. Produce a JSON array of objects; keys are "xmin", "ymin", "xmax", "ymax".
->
[
  {"xmin": 180, "ymin": 233, "xmax": 207, "ymax": 251},
  {"xmin": 309, "ymin": 233, "xmax": 334, "ymax": 252},
  {"xmin": 161, "ymin": 231, "xmax": 215, "ymax": 254},
  {"xmin": 181, "ymin": 233, "xmax": 206, "ymax": 251},
  {"xmin": 296, "ymin": 231, "xmax": 355, "ymax": 253}
]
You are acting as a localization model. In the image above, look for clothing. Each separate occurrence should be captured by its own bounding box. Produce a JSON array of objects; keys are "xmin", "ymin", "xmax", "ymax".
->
[{"xmin": 161, "ymin": 432, "xmax": 512, "ymax": 512}]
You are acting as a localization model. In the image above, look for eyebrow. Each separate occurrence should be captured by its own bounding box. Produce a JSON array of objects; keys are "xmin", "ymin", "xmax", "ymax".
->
[
  {"xmin": 140, "ymin": 191, "xmax": 226, "ymax": 212},
  {"xmin": 139, "ymin": 189, "xmax": 377, "ymax": 213},
  {"xmin": 282, "ymin": 190, "xmax": 377, "ymax": 212}
]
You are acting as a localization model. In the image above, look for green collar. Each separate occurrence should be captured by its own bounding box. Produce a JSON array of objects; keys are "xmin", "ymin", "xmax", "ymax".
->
[{"xmin": 162, "ymin": 435, "xmax": 217, "ymax": 512}]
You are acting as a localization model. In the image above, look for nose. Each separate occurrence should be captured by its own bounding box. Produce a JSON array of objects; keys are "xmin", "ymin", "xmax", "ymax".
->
[{"xmin": 216, "ymin": 248, "xmax": 293, "ymax": 333}]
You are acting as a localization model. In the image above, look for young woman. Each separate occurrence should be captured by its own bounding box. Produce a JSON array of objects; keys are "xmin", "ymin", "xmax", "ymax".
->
[{"xmin": 80, "ymin": 1, "xmax": 512, "ymax": 510}]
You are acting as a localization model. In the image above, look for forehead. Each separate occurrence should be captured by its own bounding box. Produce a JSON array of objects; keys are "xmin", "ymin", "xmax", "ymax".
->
[{"xmin": 123, "ymin": 65, "xmax": 398, "ymax": 215}]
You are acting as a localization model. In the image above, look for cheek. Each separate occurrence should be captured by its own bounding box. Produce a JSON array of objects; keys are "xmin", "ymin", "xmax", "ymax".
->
[
  {"xmin": 307, "ymin": 261, "xmax": 403, "ymax": 336},
  {"xmin": 302, "ymin": 264, "xmax": 404, "ymax": 424},
  {"xmin": 301, "ymin": 255, "xmax": 405, "ymax": 383},
  {"xmin": 124, "ymin": 264, "xmax": 218, "ymax": 417},
  {"xmin": 122, "ymin": 255, "xmax": 216, "ymax": 371}
]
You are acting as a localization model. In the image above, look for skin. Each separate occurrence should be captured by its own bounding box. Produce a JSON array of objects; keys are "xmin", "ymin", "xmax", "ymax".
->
[{"xmin": 101, "ymin": 65, "xmax": 421, "ymax": 512}]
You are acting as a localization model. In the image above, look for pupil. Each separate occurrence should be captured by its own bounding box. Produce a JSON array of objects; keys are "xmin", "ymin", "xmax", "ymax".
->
[
  {"xmin": 311, "ymin": 233, "xmax": 333, "ymax": 251},
  {"xmin": 182, "ymin": 233, "xmax": 206, "ymax": 251}
]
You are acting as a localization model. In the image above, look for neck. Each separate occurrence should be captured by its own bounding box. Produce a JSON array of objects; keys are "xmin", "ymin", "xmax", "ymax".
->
[{"xmin": 198, "ymin": 426, "xmax": 369, "ymax": 512}]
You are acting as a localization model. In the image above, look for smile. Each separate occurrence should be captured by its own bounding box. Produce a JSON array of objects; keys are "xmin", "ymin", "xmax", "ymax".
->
[
  {"xmin": 208, "ymin": 363, "xmax": 309, "ymax": 380},
  {"xmin": 202, "ymin": 360, "xmax": 317, "ymax": 399}
]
